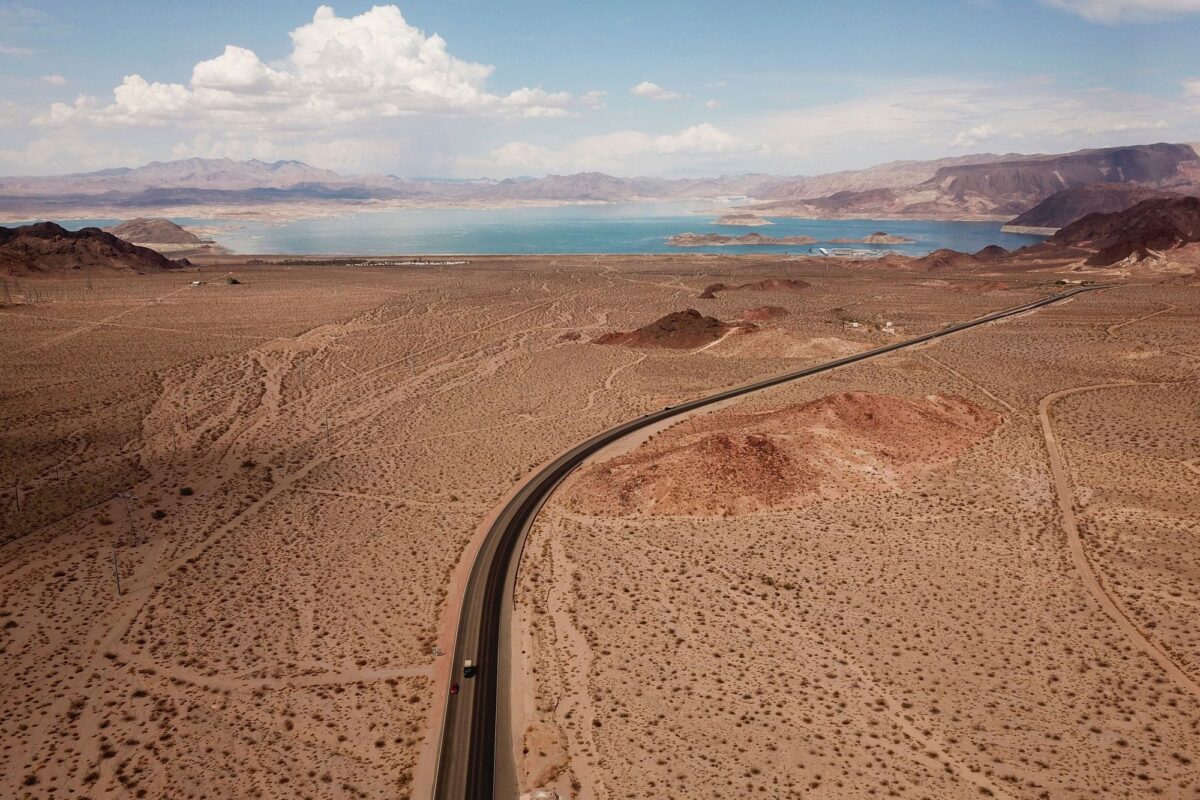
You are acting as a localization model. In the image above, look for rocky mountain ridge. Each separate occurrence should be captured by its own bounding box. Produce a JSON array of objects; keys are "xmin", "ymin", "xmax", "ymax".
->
[
  {"xmin": 0, "ymin": 222, "xmax": 182, "ymax": 275},
  {"xmin": 3, "ymin": 144, "xmax": 1198, "ymax": 225}
]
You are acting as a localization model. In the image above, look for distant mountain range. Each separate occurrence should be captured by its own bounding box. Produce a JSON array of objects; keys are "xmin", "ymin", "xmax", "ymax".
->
[{"xmin": 2, "ymin": 144, "xmax": 1198, "ymax": 228}]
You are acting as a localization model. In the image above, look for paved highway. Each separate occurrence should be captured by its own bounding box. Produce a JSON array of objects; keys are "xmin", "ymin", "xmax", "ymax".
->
[{"xmin": 431, "ymin": 285, "xmax": 1104, "ymax": 800}]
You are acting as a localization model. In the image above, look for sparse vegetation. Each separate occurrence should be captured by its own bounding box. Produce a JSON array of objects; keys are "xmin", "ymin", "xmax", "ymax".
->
[{"xmin": 1, "ymin": 258, "xmax": 1195, "ymax": 799}]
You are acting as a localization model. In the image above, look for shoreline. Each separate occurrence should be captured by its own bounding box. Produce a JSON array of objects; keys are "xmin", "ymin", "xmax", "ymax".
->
[
  {"xmin": 1001, "ymin": 223, "xmax": 1060, "ymax": 235},
  {"xmin": 2, "ymin": 196, "xmax": 1024, "ymax": 227}
]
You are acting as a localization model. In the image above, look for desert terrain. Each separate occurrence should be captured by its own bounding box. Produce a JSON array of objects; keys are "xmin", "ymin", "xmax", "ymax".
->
[
  {"xmin": 1, "ymin": 250, "xmax": 1197, "ymax": 800},
  {"xmin": 510, "ymin": 268, "xmax": 1200, "ymax": 798}
]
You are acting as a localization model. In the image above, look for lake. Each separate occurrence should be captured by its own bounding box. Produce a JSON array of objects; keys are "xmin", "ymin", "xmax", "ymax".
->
[{"xmin": 21, "ymin": 201, "xmax": 1046, "ymax": 256}]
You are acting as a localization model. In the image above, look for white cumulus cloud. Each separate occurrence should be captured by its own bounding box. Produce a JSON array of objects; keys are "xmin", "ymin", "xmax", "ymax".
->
[
  {"xmin": 35, "ymin": 5, "xmax": 577, "ymax": 130},
  {"xmin": 631, "ymin": 81, "xmax": 684, "ymax": 101},
  {"xmin": 1042, "ymin": 0, "xmax": 1200, "ymax": 22},
  {"xmin": 951, "ymin": 123, "xmax": 997, "ymax": 147},
  {"xmin": 40, "ymin": 74, "xmax": 67, "ymax": 86}
]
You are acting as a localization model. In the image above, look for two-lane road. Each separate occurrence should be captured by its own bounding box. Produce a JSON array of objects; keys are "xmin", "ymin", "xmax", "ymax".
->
[{"xmin": 432, "ymin": 285, "xmax": 1105, "ymax": 800}]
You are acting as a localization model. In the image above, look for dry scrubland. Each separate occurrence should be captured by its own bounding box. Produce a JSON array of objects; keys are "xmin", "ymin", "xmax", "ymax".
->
[
  {"xmin": 514, "ymin": 281, "xmax": 1200, "ymax": 799},
  {"xmin": 0, "ymin": 255, "xmax": 1195, "ymax": 799},
  {"xmin": 1, "ymin": 254, "xmax": 1027, "ymax": 799}
]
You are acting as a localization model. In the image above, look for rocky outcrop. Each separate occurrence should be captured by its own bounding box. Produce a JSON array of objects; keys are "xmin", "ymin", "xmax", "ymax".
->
[
  {"xmin": 0, "ymin": 222, "xmax": 182, "ymax": 275},
  {"xmin": 594, "ymin": 309, "xmax": 754, "ymax": 350},
  {"xmin": 1049, "ymin": 196, "xmax": 1200, "ymax": 266}
]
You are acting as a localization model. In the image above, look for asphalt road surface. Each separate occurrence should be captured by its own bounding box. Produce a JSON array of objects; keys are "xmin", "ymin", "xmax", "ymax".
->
[{"xmin": 431, "ymin": 284, "xmax": 1104, "ymax": 800}]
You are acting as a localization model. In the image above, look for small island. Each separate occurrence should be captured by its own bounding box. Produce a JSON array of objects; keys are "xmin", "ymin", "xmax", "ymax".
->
[
  {"xmin": 712, "ymin": 213, "xmax": 772, "ymax": 227},
  {"xmin": 668, "ymin": 232, "xmax": 817, "ymax": 247},
  {"xmin": 828, "ymin": 231, "xmax": 913, "ymax": 244}
]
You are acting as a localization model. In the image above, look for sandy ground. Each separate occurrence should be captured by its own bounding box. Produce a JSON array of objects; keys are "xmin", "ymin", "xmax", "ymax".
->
[
  {"xmin": 514, "ymin": 280, "xmax": 1200, "ymax": 799},
  {"xmin": 0, "ymin": 256, "xmax": 1032, "ymax": 799},
  {"xmin": 1, "ymin": 255, "xmax": 1196, "ymax": 799}
]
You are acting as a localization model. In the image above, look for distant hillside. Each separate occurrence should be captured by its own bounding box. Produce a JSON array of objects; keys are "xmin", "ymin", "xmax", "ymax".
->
[
  {"xmin": 0, "ymin": 158, "xmax": 347, "ymax": 196},
  {"xmin": 0, "ymin": 222, "xmax": 181, "ymax": 275},
  {"xmin": 1049, "ymin": 196, "xmax": 1200, "ymax": 265},
  {"xmin": 1005, "ymin": 183, "xmax": 1182, "ymax": 231},
  {"xmin": 744, "ymin": 143, "xmax": 1200, "ymax": 221},
  {"xmin": 924, "ymin": 142, "xmax": 1195, "ymax": 208},
  {"xmin": 750, "ymin": 153, "xmax": 1014, "ymax": 199},
  {"xmin": 106, "ymin": 218, "xmax": 205, "ymax": 244}
]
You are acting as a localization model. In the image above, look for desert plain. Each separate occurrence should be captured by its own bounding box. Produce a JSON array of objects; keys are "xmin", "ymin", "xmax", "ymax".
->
[{"xmin": 1, "ymin": 252, "xmax": 1198, "ymax": 800}]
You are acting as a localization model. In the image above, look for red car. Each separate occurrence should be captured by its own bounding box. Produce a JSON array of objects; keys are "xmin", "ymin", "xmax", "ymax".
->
[{"xmin": 450, "ymin": 682, "xmax": 460, "ymax": 695}]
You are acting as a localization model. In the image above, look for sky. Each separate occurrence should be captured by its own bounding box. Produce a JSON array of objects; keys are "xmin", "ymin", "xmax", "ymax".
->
[{"xmin": 1, "ymin": 0, "xmax": 1199, "ymax": 178}]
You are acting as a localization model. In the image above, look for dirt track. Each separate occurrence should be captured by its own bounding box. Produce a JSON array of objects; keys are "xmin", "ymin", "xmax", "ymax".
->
[{"xmin": 1039, "ymin": 382, "xmax": 1200, "ymax": 699}]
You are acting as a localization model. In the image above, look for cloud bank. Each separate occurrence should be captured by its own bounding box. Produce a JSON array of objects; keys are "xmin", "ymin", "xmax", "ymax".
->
[
  {"xmin": 38, "ymin": 5, "xmax": 576, "ymax": 130},
  {"xmin": 1043, "ymin": 0, "xmax": 1200, "ymax": 22},
  {"xmin": 463, "ymin": 123, "xmax": 754, "ymax": 174}
]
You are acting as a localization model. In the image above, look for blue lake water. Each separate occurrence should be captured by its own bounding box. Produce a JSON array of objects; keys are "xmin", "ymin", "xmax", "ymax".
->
[{"xmin": 18, "ymin": 201, "xmax": 1046, "ymax": 256}]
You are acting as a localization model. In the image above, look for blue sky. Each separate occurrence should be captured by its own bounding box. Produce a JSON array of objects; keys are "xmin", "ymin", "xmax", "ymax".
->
[{"xmin": 2, "ymin": 0, "xmax": 1199, "ymax": 177}]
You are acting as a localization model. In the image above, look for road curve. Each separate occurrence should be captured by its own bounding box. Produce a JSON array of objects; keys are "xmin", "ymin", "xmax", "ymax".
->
[{"xmin": 431, "ymin": 284, "xmax": 1106, "ymax": 800}]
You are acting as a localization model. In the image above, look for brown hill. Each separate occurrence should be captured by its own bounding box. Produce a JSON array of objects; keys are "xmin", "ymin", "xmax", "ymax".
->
[
  {"xmin": 1049, "ymin": 196, "xmax": 1200, "ymax": 266},
  {"xmin": 912, "ymin": 248, "xmax": 984, "ymax": 272},
  {"xmin": 1006, "ymin": 183, "xmax": 1181, "ymax": 231},
  {"xmin": 973, "ymin": 245, "xmax": 1009, "ymax": 260},
  {"xmin": 0, "ymin": 222, "xmax": 181, "ymax": 275},
  {"xmin": 699, "ymin": 278, "xmax": 811, "ymax": 298},
  {"xmin": 566, "ymin": 392, "xmax": 999, "ymax": 516},
  {"xmin": 106, "ymin": 217, "xmax": 205, "ymax": 244},
  {"xmin": 594, "ymin": 309, "xmax": 752, "ymax": 350}
]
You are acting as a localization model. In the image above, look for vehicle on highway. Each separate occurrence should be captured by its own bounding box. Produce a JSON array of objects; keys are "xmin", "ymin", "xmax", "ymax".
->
[
  {"xmin": 463, "ymin": 660, "xmax": 477, "ymax": 678},
  {"xmin": 449, "ymin": 682, "xmax": 460, "ymax": 695}
]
